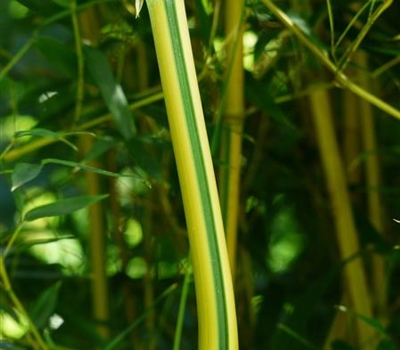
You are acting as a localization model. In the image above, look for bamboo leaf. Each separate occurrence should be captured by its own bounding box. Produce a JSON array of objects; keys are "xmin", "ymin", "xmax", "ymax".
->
[
  {"xmin": 14, "ymin": 128, "xmax": 93, "ymax": 138},
  {"xmin": 14, "ymin": 128, "xmax": 95, "ymax": 151},
  {"xmin": 35, "ymin": 36, "xmax": 77, "ymax": 77},
  {"xmin": 29, "ymin": 282, "xmax": 61, "ymax": 329},
  {"xmin": 41, "ymin": 158, "xmax": 151, "ymax": 186},
  {"xmin": 11, "ymin": 162, "xmax": 43, "ymax": 191},
  {"xmin": 277, "ymin": 323, "xmax": 319, "ymax": 350},
  {"xmin": 84, "ymin": 46, "xmax": 137, "ymax": 140},
  {"xmin": 16, "ymin": 0, "xmax": 62, "ymax": 15},
  {"xmin": 135, "ymin": 0, "xmax": 144, "ymax": 17},
  {"xmin": 50, "ymin": 0, "xmax": 71, "ymax": 7},
  {"xmin": 24, "ymin": 194, "xmax": 108, "ymax": 221}
]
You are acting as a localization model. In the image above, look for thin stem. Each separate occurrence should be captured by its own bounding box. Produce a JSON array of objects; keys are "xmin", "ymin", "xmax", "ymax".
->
[
  {"xmin": 1, "ymin": 224, "xmax": 49, "ymax": 350},
  {"xmin": 1, "ymin": 91, "xmax": 164, "ymax": 163},
  {"xmin": 260, "ymin": 0, "xmax": 400, "ymax": 121},
  {"xmin": 173, "ymin": 260, "xmax": 192, "ymax": 350},
  {"xmin": 334, "ymin": 1, "xmax": 370, "ymax": 51},
  {"xmin": 372, "ymin": 55, "xmax": 400, "ymax": 78},
  {"xmin": 0, "ymin": 33, "xmax": 37, "ymax": 79},
  {"xmin": 337, "ymin": 0, "xmax": 393, "ymax": 72},
  {"xmin": 325, "ymin": 0, "xmax": 335, "ymax": 61}
]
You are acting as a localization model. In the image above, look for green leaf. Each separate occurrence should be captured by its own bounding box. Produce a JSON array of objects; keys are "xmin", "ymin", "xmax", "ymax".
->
[
  {"xmin": 14, "ymin": 128, "xmax": 93, "ymax": 139},
  {"xmin": 35, "ymin": 36, "xmax": 77, "ymax": 77},
  {"xmin": 29, "ymin": 282, "xmax": 61, "ymax": 329},
  {"xmin": 331, "ymin": 340, "xmax": 356, "ymax": 350},
  {"xmin": 16, "ymin": 0, "xmax": 62, "ymax": 15},
  {"xmin": 353, "ymin": 312, "xmax": 388, "ymax": 336},
  {"xmin": 84, "ymin": 46, "xmax": 137, "ymax": 140},
  {"xmin": 82, "ymin": 137, "xmax": 118, "ymax": 162},
  {"xmin": 11, "ymin": 163, "xmax": 43, "ymax": 191},
  {"xmin": 277, "ymin": 323, "xmax": 319, "ymax": 350},
  {"xmin": 50, "ymin": 0, "xmax": 71, "ymax": 7},
  {"xmin": 14, "ymin": 128, "xmax": 95, "ymax": 151},
  {"xmin": 41, "ymin": 158, "xmax": 151, "ymax": 187},
  {"xmin": 24, "ymin": 194, "xmax": 108, "ymax": 221},
  {"xmin": 286, "ymin": 11, "xmax": 327, "ymax": 50},
  {"xmin": 376, "ymin": 338, "xmax": 397, "ymax": 350}
]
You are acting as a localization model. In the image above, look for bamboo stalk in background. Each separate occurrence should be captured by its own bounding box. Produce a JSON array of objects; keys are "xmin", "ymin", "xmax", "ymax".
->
[
  {"xmin": 219, "ymin": 0, "xmax": 246, "ymax": 279},
  {"xmin": 145, "ymin": 0, "xmax": 238, "ymax": 347},
  {"xmin": 325, "ymin": 79, "xmax": 363, "ymax": 348},
  {"xmin": 309, "ymin": 89, "xmax": 375, "ymax": 348},
  {"xmin": 77, "ymin": 6, "xmax": 110, "ymax": 339},
  {"xmin": 81, "ymin": 137, "xmax": 110, "ymax": 339},
  {"xmin": 356, "ymin": 52, "xmax": 387, "ymax": 323},
  {"xmin": 343, "ymin": 89, "xmax": 362, "ymax": 202}
]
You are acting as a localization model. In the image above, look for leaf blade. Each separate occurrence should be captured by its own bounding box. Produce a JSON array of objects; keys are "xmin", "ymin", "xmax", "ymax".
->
[
  {"xmin": 11, "ymin": 163, "xmax": 43, "ymax": 191},
  {"xmin": 84, "ymin": 46, "xmax": 137, "ymax": 140},
  {"xmin": 24, "ymin": 194, "xmax": 108, "ymax": 221}
]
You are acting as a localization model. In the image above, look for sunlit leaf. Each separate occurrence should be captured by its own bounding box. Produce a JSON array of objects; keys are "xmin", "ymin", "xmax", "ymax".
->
[
  {"xmin": 24, "ymin": 194, "xmax": 108, "ymax": 221},
  {"xmin": 135, "ymin": 0, "xmax": 144, "ymax": 17},
  {"xmin": 29, "ymin": 282, "xmax": 61, "ymax": 329},
  {"xmin": 11, "ymin": 163, "xmax": 43, "ymax": 191}
]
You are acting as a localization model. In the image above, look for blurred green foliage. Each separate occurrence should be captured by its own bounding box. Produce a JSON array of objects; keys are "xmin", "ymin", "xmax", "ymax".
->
[{"xmin": 1, "ymin": 0, "xmax": 399, "ymax": 349}]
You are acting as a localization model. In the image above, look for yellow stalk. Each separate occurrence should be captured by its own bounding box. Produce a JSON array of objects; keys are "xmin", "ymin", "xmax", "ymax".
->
[
  {"xmin": 356, "ymin": 52, "xmax": 387, "ymax": 322},
  {"xmin": 219, "ymin": 0, "xmax": 246, "ymax": 277},
  {"xmin": 78, "ymin": 8, "xmax": 110, "ymax": 339},
  {"xmin": 309, "ymin": 89, "xmax": 375, "ymax": 348},
  {"xmin": 343, "ymin": 89, "xmax": 361, "ymax": 192},
  {"xmin": 145, "ymin": 0, "xmax": 238, "ymax": 347}
]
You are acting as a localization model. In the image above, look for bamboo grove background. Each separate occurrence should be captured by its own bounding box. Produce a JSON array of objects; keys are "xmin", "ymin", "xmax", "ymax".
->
[{"xmin": 1, "ymin": 0, "xmax": 400, "ymax": 349}]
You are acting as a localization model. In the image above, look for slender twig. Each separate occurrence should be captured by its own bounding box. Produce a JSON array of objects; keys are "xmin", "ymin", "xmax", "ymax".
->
[{"xmin": 260, "ymin": 0, "xmax": 400, "ymax": 121}]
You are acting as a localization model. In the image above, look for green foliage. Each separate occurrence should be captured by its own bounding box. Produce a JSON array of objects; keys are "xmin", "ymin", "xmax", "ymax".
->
[
  {"xmin": 1, "ymin": 0, "xmax": 399, "ymax": 348},
  {"xmin": 24, "ymin": 194, "xmax": 109, "ymax": 221}
]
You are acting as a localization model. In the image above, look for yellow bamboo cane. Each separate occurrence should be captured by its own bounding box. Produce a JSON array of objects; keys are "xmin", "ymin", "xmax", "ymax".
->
[
  {"xmin": 356, "ymin": 52, "xmax": 387, "ymax": 323},
  {"xmin": 145, "ymin": 0, "xmax": 238, "ymax": 348},
  {"xmin": 77, "ymin": 5, "xmax": 110, "ymax": 339},
  {"xmin": 219, "ymin": 0, "xmax": 246, "ymax": 278},
  {"xmin": 309, "ymin": 88, "xmax": 375, "ymax": 348}
]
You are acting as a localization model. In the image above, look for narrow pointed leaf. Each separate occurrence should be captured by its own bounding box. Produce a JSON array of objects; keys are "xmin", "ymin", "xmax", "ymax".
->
[
  {"xmin": 29, "ymin": 282, "xmax": 61, "ymax": 329},
  {"xmin": 41, "ymin": 158, "xmax": 151, "ymax": 186},
  {"xmin": 84, "ymin": 46, "xmax": 136, "ymax": 140},
  {"xmin": 11, "ymin": 163, "xmax": 43, "ymax": 191},
  {"xmin": 24, "ymin": 194, "xmax": 108, "ymax": 221},
  {"xmin": 14, "ymin": 128, "xmax": 94, "ymax": 138}
]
